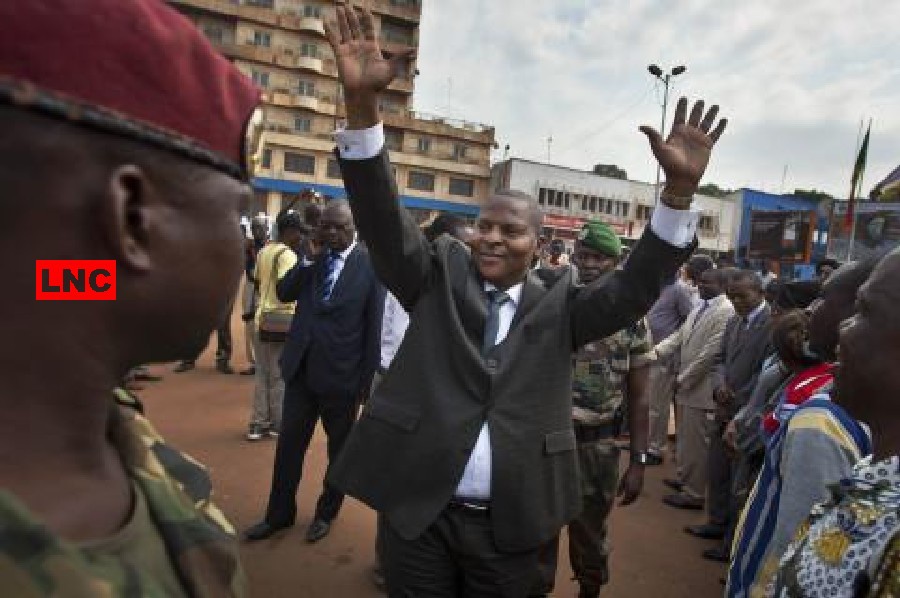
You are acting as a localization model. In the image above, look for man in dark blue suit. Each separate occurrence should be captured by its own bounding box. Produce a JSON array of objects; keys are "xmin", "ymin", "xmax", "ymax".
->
[{"xmin": 245, "ymin": 201, "xmax": 384, "ymax": 543}]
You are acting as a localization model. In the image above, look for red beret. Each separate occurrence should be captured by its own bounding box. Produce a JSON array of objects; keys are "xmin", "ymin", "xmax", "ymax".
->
[{"xmin": 0, "ymin": 0, "xmax": 261, "ymax": 179}]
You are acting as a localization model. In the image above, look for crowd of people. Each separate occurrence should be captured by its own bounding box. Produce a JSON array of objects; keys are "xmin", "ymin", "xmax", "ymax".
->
[{"xmin": 2, "ymin": 2, "xmax": 899, "ymax": 598}]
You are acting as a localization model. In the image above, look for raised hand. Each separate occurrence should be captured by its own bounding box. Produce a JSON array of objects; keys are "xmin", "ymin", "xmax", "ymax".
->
[
  {"xmin": 640, "ymin": 98, "xmax": 728, "ymax": 208},
  {"xmin": 324, "ymin": 2, "xmax": 413, "ymax": 128}
]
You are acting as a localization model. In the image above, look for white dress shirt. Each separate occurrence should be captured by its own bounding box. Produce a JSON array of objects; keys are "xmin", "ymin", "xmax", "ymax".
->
[
  {"xmin": 452, "ymin": 281, "xmax": 523, "ymax": 499},
  {"xmin": 335, "ymin": 122, "xmax": 701, "ymax": 500},
  {"xmin": 744, "ymin": 301, "xmax": 767, "ymax": 329},
  {"xmin": 380, "ymin": 292, "xmax": 410, "ymax": 370}
]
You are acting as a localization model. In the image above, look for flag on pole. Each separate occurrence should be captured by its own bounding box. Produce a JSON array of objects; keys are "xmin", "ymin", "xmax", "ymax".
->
[{"xmin": 846, "ymin": 121, "xmax": 871, "ymax": 227}]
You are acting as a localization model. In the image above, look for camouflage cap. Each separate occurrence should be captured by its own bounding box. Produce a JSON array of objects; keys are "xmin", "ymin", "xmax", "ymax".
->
[{"xmin": 577, "ymin": 219, "xmax": 622, "ymax": 258}]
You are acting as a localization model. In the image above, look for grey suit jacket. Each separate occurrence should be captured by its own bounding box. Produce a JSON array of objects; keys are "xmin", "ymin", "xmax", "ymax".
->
[
  {"xmin": 712, "ymin": 303, "xmax": 775, "ymax": 423},
  {"xmin": 328, "ymin": 151, "xmax": 695, "ymax": 552},
  {"xmin": 656, "ymin": 294, "xmax": 734, "ymax": 410}
]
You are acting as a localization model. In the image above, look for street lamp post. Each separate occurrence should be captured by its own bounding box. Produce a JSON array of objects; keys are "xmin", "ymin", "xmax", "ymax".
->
[{"xmin": 648, "ymin": 64, "xmax": 686, "ymax": 204}]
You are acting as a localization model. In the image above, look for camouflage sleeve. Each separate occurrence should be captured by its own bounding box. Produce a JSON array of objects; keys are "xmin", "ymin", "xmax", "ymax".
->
[
  {"xmin": 628, "ymin": 318, "xmax": 655, "ymax": 368},
  {"xmin": 114, "ymin": 389, "xmax": 246, "ymax": 597}
]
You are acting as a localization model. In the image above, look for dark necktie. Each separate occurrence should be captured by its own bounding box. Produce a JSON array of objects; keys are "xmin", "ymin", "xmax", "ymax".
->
[
  {"xmin": 321, "ymin": 251, "xmax": 339, "ymax": 301},
  {"xmin": 483, "ymin": 290, "xmax": 510, "ymax": 355},
  {"xmin": 692, "ymin": 300, "xmax": 710, "ymax": 329}
]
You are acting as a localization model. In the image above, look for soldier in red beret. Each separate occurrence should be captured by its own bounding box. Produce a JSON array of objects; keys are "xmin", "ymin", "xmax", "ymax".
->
[{"xmin": 0, "ymin": 1, "xmax": 260, "ymax": 595}]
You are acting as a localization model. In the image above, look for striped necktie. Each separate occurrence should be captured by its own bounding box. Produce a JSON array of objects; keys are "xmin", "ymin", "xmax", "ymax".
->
[{"xmin": 321, "ymin": 250, "xmax": 340, "ymax": 301}]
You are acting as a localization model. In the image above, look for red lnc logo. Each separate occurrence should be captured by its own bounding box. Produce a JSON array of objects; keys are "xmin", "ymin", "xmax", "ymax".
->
[{"xmin": 36, "ymin": 260, "xmax": 117, "ymax": 301}]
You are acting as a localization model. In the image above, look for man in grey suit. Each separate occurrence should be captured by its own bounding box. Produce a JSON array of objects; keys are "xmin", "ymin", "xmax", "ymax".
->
[
  {"xmin": 686, "ymin": 270, "xmax": 773, "ymax": 562},
  {"xmin": 658, "ymin": 267, "xmax": 735, "ymax": 510},
  {"xmin": 323, "ymin": 5, "xmax": 728, "ymax": 596}
]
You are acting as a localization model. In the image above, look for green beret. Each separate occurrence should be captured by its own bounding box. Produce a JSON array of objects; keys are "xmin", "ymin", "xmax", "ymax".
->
[{"xmin": 577, "ymin": 220, "xmax": 622, "ymax": 258}]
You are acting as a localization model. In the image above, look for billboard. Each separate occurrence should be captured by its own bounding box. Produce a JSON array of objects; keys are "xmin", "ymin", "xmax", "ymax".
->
[
  {"xmin": 829, "ymin": 202, "xmax": 900, "ymax": 261},
  {"xmin": 746, "ymin": 210, "xmax": 815, "ymax": 262}
]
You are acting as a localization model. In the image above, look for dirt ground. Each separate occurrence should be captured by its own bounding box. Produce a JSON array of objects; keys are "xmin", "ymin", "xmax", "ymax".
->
[{"xmin": 136, "ymin": 308, "xmax": 726, "ymax": 597}]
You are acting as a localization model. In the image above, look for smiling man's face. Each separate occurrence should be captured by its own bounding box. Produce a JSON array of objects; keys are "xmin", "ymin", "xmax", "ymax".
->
[{"xmin": 472, "ymin": 194, "xmax": 539, "ymax": 290}]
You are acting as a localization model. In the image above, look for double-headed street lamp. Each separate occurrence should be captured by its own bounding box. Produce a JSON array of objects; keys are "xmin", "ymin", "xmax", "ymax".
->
[{"xmin": 648, "ymin": 64, "xmax": 686, "ymax": 203}]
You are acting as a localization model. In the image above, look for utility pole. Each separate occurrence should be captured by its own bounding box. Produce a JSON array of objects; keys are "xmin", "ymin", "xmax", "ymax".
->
[{"xmin": 647, "ymin": 64, "xmax": 686, "ymax": 205}]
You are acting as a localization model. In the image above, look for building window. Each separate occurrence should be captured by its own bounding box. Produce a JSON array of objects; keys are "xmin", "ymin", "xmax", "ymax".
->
[
  {"xmin": 326, "ymin": 159, "xmax": 342, "ymax": 179},
  {"xmin": 452, "ymin": 143, "xmax": 467, "ymax": 160},
  {"xmin": 636, "ymin": 205, "xmax": 653, "ymax": 220},
  {"xmin": 294, "ymin": 117, "xmax": 311, "ymax": 132},
  {"xmin": 300, "ymin": 43, "xmax": 318, "ymax": 58},
  {"xmin": 408, "ymin": 170, "xmax": 435, "ymax": 192},
  {"xmin": 303, "ymin": 4, "xmax": 322, "ymax": 18},
  {"xmin": 203, "ymin": 26, "xmax": 224, "ymax": 43},
  {"xmin": 449, "ymin": 178, "xmax": 474, "ymax": 197},
  {"xmin": 385, "ymin": 128, "xmax": 403, "ymax": 152},
  {"xmin": 564, "ymin": 193, "xmax": 571, "ymax": 209},
  {"xmin": 538, "ymin": 188, "xmax": 547, "ymax": 205},
  {"xmin": 416, "ymin": 137, "xmax": 431, "ymax": 154},
  {"xmin": 252, "ymin": 31, "xmax": 272, "ymax": 47},
  {"xmin": 590, "ymin": 197, "xmax": 598, "ymax": 212},
  {"xmin": 261, "ymin": 148, "xmax": 272, "ymax": 168},
  {"xmin": 251, "ymin": 70, "xmax": 270, "ymax": 88},
  {"xmin": 297, "ymin": 80, "xmax": 315, "ymax": 97},
  {"xmin": 246, "ymin": 0, "xmax": 274, "ymax": 7},
  {"xmin": 284, "ymin": 152, "xmax": 315, "ymax": 174},
  {"xmin": 622, "ymin": 203, "xmax": 630, "ymax": 218},
  {"xmin": 605, "ymin": 199, "xmax": 612, "ymax": 215},
  {"xmin": 581, "ymin": 196, "xmax": 588, "ymax": 211}
]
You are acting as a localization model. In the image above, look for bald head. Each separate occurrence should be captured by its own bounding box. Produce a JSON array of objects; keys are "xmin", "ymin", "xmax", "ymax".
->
[{"xmin": 487, "ymin": 189, "xmax": 543, "ymax": 234}]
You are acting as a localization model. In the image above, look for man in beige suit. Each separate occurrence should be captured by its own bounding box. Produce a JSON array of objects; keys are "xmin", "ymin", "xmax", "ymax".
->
[{"xmin": 656, "ymin": 268, "xmax": 734, "ymax": 509}]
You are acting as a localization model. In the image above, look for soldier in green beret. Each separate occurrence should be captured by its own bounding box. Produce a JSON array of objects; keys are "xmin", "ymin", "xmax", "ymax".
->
[{"xmin": 535, "ymin": 220, "xmax": 655, "ymax": 598}]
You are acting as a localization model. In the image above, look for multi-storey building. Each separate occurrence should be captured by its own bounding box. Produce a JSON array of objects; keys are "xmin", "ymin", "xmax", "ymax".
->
[
  {"xmin": 492, "ymin": 158, "xmax": 737, "ymax": 255},
  {"xmin": 168, "ymin": 0, "xmax": 495, "ymax": 219}
]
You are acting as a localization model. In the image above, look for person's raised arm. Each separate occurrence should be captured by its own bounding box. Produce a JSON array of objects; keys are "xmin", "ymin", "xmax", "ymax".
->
[
  {"xmin": 572, "ymin": 99, "xmax": 728, "ymax": 346},
  {"xmin": 323, "ymin": 3, "xmax": 429, "ymax": 307}
]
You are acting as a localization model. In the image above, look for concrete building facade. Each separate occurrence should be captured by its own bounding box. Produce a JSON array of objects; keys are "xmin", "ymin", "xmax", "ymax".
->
[
  {"xmin": 492, "ymin": 158, "xmax": 737, "ymax": 254},
  {"xmin": 168, "ymin": 0, "xmax": 495, "ymax": 218}
]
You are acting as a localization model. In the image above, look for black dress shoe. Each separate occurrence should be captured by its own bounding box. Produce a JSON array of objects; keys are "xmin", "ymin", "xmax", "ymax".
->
[
  {"xmin": 663, "ymin": 478, "xmax": 684, "ymax": 491},
  {"xmin": 173, "ymin": 361, "xmax": 195, "ymax": 373},
  {"xmin": 240, "ymin": 366, "xmax": 256, "ymax": 376},
  {"xmin": 243, "ymin": 520, "xmax": 292, "ymax": 542},
  {"xmin": 684, "ymin": 523, "xmax": 726, "ymax": 540},
  {"xmin": 645, "ymin": 452, "xmax": 664, "ymax": 466},
  {"xmin": 663, "ymin": 493, "xmax": 704, "ymax": 510},
  {"xmin": 702, "ymin": 547, "xmax": 730, "ymax": 563},
  {"xmin": 305, "ymin": 519, "xmax": 331, "ymax": 543},
  {"xmin": 133, "ymin": 371, "xmax": 163, "ymax": 382},
  {"xmin": 216, "ymin": 362, "xmax": 235, "ymax": 375}
]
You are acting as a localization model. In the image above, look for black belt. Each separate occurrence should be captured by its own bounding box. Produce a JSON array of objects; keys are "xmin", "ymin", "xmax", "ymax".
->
[
  {"xmin": 574, "ymin": 422, "xmax": 617, "ymax": 443},
  {"xmin": 448, "ymin": 497, "xmax": 491, "ymax": 513}
]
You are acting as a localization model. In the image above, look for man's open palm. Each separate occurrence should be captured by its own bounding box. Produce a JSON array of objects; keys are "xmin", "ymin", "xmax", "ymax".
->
[
  {"xmin": 640, "ymin": 98, "xmax": 728, "ymax": 195},
  {"xmin": 324, "ymin": 3, "xmax": 411, "ymax": 99}
]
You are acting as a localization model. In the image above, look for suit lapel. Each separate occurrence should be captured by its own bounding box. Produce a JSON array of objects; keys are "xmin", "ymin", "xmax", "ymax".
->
[
  {"xmin": 453, "ymin": 260, "xmax": 489, "ymax": 350},
  {"xmin": 511, "ymin": 269, "xmax": 548, "ymax": 328}
]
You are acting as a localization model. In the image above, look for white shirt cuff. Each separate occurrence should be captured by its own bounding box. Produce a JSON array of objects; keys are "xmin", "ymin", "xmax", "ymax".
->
[
  {"xmin": 649, "ymin": 203, "xmax": 700, "ymax": 248},
  {"xmin": 335, "ymin": 123, "xmax": 385, "ymax": 160}
]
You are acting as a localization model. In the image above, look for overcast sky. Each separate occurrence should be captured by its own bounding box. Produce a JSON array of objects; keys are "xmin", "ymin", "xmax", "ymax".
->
[{"xmin": 411, "ymin": 0, "xmax": 900, "ymax": 198}]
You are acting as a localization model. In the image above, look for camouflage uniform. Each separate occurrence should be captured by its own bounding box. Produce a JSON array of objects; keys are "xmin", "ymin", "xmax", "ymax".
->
[
  {"xmin": 535, "ymin": 319, "xmax": 654, "ymax": 595},
  {"xmin": 0, "ymin": 389, "xmax": 244, "ymax": 597}
]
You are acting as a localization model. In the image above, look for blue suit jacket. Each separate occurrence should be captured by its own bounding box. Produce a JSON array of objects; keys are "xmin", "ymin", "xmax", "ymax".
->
[{"xmin": 276, "ymin": 244, "xmax": 384, "ymax": 398}]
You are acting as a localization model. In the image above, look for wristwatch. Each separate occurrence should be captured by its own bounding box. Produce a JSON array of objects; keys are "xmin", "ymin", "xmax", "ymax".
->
[{"xmin": 630, "ymin": 451, "xmax": 652, "ymax": 465}]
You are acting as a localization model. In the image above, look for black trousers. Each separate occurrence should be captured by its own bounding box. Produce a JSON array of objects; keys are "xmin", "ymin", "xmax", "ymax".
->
[
  {"xmin": 214, "ymin": 322, "xmax": 232, "ymax": 364},
  {"xmin": 264, "ymin": 376, "xmax": 357, "ymax": 526},
  {"xmin": 185, "ymin": 322, "xmax": 232, "ymax": 364},
  {"xmin": 383, "ymin": 506, "xmax": 543, "ymax": 598}
]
